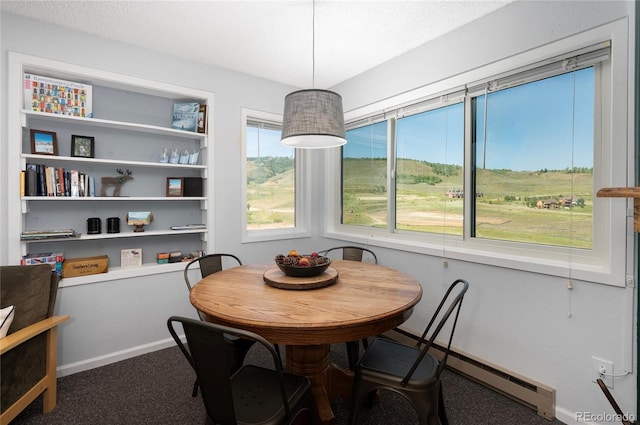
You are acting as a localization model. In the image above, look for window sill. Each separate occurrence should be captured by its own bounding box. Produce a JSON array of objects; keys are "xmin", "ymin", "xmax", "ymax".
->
[{"xmin": 324, "ymin": 227, "xmax": 625, "ymax": 287}]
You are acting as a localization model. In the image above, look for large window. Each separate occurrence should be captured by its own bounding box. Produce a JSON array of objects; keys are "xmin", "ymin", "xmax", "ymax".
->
[
  {"xmin": 472, "ymin": 68, "xmax": 594, "ymax": 248},
  {"xmin": 342, "ymin": 121, "xmax": 388, "ymax": 228},
  {"xmin": 328, "ymin": 31, "xmax": 629, "ymax": 286},
  {"xmin": 396, "ymin": 102, "xmax": 464, "ymax": 235},
  {"xmin": 341, "ymin": 46, "xmax": 605, "ymax": 247},
  {"xmin": 242, "ymin": 109, "xmax": 309, "ymax": 242}
]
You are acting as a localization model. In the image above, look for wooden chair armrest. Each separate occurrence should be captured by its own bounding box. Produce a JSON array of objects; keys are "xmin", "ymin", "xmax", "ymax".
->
[{"xmin": 0, "ymin": 315, "xmax": 70, "ymax": 355}]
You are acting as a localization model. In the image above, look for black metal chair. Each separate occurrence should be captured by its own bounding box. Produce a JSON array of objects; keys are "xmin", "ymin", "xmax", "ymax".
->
[
  {"xmin": 319, "ymin": 246, "xmax": 378, "ymax": 370},
  {"xmin": 349, "ymin": 278, "xmax": 469, "ymax": 425},
  {"xmin": 183, "ymin": 253, "xmax": 256, "ymax": 396},
  {"xmin": 184, "ymin": 253, "xmax": 245, "ymax": 297},
  {"xmin": 320, "ymin": 246, "xmax": 378, "ymax": 265},
  {"xmin": 168, "ymin": 316, "xmax": 313, "ymax": 425}
]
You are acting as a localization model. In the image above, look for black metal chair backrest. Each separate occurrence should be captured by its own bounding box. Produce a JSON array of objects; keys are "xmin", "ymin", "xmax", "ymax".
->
[
  {"xmin": 183, "ymin": 253, "xmax": 242, "ymax": 292},
  {"xmin": 320, "ymin": 246, "xmax": 378, "ymax": 264},
  {"xmin": 167, "ymin": 316, "xmax": 297, "ymax": 424},
  {"xmin": 403, "ymin": 278, "xmax": 469, "ymax": 385}
]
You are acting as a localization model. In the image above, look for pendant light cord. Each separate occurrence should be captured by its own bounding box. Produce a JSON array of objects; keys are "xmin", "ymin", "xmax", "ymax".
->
[{"xmin": 312, "ymin": 0, "xmax": 316, "ymax": 88}]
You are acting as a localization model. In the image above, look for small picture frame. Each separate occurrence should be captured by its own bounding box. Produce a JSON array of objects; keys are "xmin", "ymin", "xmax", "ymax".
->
[
  {"xmin": 71, "ymin": 135, "xmax": 95, "ymax": 158},
  {"xmin": 30, "ymin": 129, "xmax": 58, "ymax": 155},
  {"xmin": 197, "ymin": 104, "xmax": 207, "ymax": 134},
  {"xmin": 166, "ymin": 177, "xmax": 183, "ymax": 197}
]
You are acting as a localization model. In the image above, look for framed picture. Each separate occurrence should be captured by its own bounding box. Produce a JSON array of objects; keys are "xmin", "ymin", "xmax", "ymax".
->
[
  {"xmin": 30, "ymin": 129, "xmax": 58, "ymax": 155},
  {"xmin": 197, "ymin": 104, "xmax": 207, "ymax": 134},
  {"xmin": 166, "ymin": 177, "xmax": 183, "ymax": 197},
  {"xmin": 71, "ymin": 135, "xmax": 95, "ymax": 158}
]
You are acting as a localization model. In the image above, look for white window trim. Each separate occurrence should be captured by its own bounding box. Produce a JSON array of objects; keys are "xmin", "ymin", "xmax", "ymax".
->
[
  {"xmin": 241, "ymin": 108, "xmax": 311, "ymax": 243},
  {"xmin": 324, "ymin": 18, "xmax": 633, "ymax": 287}
]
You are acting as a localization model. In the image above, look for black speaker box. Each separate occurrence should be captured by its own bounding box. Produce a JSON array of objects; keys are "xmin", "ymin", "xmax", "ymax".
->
[{"xmin": 183, "ymin": 177, "xmax": 203, "ymax": 197}]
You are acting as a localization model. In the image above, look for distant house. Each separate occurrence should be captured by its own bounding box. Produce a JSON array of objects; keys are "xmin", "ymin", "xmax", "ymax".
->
[
  {"xmin": 559, "ymin": 196, "xmax": 578, "ymax": 207},
  {"xmin": 537, "ymin": 199, "xmax": 559, "ymax": 209}
]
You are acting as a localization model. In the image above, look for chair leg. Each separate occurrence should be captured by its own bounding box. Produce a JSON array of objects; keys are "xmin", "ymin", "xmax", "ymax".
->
[
  {"xmin": 438, "ymin": 383, "xmax": 448, "ymax": 425},
  {"xmin": 349, "ymin": 378, "xmax": 378, "ymax": 425},
  {"xmin": 192, "ymin": 378, "xmax": 199, "ymax": 397},
  {"xmin": 346, "ymin": 341, "xmax": 360, "ymax": 370}
]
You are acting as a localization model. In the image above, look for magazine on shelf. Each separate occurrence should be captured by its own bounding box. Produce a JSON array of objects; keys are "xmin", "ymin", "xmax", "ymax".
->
[
  {"xmin": 23, "ymin": 73, "xmax": 93, "ymax": 118},
  {"xmin": 171, "ymin": 102, "xmax": 199, "ymax": 132},
  {"xmin": 121, "ymin": 248, "xmax": 143, "ymax": 268}
]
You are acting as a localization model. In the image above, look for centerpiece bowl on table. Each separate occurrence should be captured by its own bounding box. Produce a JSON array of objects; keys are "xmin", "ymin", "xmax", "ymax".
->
[{"xmin": 274, "ymin": 252, "xmax": 331, "ymax": 277}]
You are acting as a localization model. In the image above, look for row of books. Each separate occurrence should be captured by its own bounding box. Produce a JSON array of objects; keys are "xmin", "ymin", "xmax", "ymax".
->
[
  {"xmin": 22, "ymin": 163, "xmax": 96, "ymax": 197},
  {"xmin": 20, "ymin": 251, "xmax": 64, "ymax": 275}
]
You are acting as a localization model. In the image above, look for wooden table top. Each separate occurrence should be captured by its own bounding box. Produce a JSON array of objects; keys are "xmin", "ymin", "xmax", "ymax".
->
[{"xmin": 190, "ymin": 260, "xmax": 423, "ymax": 345}]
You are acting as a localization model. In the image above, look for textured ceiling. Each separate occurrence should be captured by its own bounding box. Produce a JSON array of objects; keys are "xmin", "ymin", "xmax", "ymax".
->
[{"xmin": 1, "ymin": 0, "xmax": 513, "ymax": 88}]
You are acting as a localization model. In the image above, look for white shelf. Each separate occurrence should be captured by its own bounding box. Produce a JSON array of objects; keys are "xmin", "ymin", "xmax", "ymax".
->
[
  {"xmin": 22, "ymin": 196, "xmax": 205, "ymax": 201},
  {"xmin": 22, "ymin": 153, "xmax": 206, "ymax": 169},
  {"xmin": 59, "ymin": 261, "xmax": 188, "ymax": 287},
  {"xmin": 21, "ymin": 228, "xmax": 207, "ymax": 243},
  {"xmin": 22, "ymin": 110, "xmax": 206, "ymax": 140}
]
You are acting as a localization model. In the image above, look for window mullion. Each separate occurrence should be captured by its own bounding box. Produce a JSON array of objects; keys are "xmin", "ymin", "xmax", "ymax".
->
[{"xmin": 388, "ymin": 117, "xmax": 397, "ymax": 233}]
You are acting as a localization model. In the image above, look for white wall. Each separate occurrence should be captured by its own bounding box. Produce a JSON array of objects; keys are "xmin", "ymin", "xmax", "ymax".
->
[{"xmin": 1, "ymin": 1, "xmax": 637, "ymax": 424}]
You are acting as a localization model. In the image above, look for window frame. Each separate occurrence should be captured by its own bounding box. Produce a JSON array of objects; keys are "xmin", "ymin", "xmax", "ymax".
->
[
  {"xmin": 241, "ymin": 108, "xmax": 311, "ymax": 243},
  {"xmin": 324, "ymin": 20, "xmax": 632, "ymax": 287}
]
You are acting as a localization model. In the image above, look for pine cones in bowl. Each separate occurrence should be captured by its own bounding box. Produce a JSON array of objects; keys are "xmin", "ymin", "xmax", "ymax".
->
[{"xmin": 275, "ymin": 252, "xmax": 331, "ymax": 277}]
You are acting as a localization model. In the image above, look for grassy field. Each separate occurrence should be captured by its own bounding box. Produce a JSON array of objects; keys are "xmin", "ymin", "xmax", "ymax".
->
[
  {"xmin": 246, "ymin": 159, "xmax": 295, "ymax": 229},
  {"xmin": 247, "ymin": 157, "xmax": 593, "ymax": 248},
  {"xmin": 343, "ymin": 158, "xmax": 593, "ymax": 248}
]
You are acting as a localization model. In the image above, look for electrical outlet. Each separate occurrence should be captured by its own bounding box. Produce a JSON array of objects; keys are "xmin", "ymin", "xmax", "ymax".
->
[{"xmin": 592, "ymin": 357, "xmax": 614, "ymax": 388}]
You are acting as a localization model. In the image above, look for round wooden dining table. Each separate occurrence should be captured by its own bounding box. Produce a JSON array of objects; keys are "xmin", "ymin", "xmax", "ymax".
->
[{"xmin": 189, "ymin": 259, "xmax": 423, "ymax": 425}]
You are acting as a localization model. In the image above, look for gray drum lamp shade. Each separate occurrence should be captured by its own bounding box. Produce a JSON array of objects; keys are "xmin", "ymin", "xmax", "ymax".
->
[{"xmin": 281, "ymin": 89, "xmax": 347, "ymax": 148}]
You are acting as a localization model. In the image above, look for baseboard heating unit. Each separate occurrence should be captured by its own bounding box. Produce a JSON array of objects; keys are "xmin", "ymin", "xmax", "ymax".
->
[{"xmin": 383, "ymin": 328, "xmax": 556, "ymax": 421}]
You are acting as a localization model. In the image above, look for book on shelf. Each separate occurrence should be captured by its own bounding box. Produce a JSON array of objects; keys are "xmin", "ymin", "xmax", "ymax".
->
[
  {"xmin": 170, "ymin": 224, "xmax": 206, "ymax": 230},
  {"xmin": 24, "ymin": 164, "xmax": 96, "ymax": 197},
  {"xmin": 197, "ymin": 104, "xmax": 207, "ymax": 134},
  {"xmin": 70, "ymin": 170, "xmax": 79, "ymax": 197},
  {"xmin": 56, "ymin": 167, "xmax": 65, "ymax": 196},
  {"xmin": 20, "ymin": 170, "xmax": 26, "ymax": 197},
  {"xmin": 172, "ymin": 102, "xmax": 199, "ymax": 132},
  {"xmin": 23, "ymin": 73, "xmax": 93, "ymax": 118},
  {"xmin": 36, "ymin": 164, "xmax": 46, "ymax": 196},
  {"xmin": 21, "ymin": 251, "xmax": 64, "ymax": 275},
  {"xmin": 89, "ymin": 175, "xmax": 95, "ymax": 197},
  {"xmin": 79, "ymin": 173, "xmax": 86, "ymax": 197},
  {"xmin": 20, "ymin": 229, "xmax": 78, "ymax": 240}
]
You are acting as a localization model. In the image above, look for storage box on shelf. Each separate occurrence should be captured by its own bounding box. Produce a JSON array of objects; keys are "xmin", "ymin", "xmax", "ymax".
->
[{"xmin": 8, "ymin": 52, "xmax": 214, "ymax": 286}]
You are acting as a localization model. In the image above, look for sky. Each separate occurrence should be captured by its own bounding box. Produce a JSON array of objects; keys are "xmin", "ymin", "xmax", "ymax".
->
[
  {"xmin": 248, "ymin": 67, "xmax": 595, "ymax": 173},
  {"xmin": 344, "ymin": 67, "xmax": 595, "ymax": 172}
]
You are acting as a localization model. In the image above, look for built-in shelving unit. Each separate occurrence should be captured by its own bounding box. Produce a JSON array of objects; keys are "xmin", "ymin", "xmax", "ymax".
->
[{"xmin": 8, "ymin": 52, "xmax": 214, "ymax": 286}]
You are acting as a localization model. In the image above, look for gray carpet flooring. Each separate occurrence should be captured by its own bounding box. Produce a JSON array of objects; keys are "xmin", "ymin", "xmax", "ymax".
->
[{"xmin": 12, "ymin": 342, "xmax": 565, "ymax": 424}]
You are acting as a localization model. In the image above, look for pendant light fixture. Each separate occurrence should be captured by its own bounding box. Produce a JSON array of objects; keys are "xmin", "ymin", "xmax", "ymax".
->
[{"xmin": 281, "ymin": 0, "xmax": 346, "ymax": 149}]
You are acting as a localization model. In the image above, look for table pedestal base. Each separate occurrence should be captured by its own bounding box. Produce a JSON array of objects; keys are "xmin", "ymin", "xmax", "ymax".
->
[{"xmin": 286, "ymin": 344, "xmax": 354, "ymax": 425}]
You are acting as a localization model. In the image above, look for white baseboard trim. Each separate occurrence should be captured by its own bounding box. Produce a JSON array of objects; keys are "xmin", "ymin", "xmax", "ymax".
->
[{"xmin": 57, "ymin": 337, "xmax": 178, "ymax": 377}]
